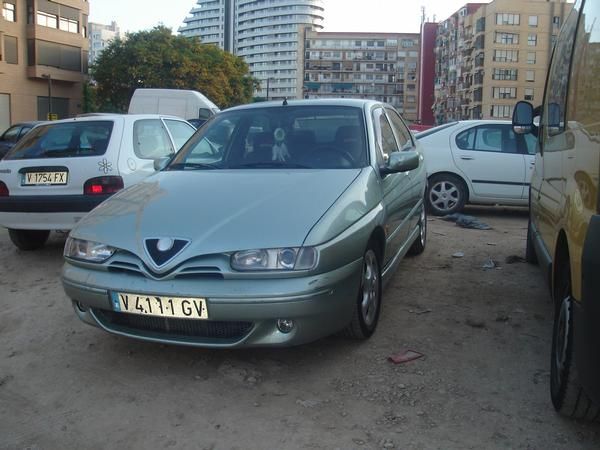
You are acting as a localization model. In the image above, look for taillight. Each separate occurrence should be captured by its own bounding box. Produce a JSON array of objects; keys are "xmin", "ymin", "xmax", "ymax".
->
[
  {"xmin": 0, "ymin": 181, "xmax": 8, "ymax": 197},
  {"xmin": 83, "ymin": 176, "xmax": 124, "ymax": 195}
]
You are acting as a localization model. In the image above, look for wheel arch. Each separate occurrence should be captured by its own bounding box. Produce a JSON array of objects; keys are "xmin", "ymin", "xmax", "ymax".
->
[
  {"xmin": 427, "ymin": 171, "xmax": 471, "ymax": 203},
  {"xmin": 553, "ymin": 230, "xmax": 571, "ymax": 306},
  {"xmin": 369, "ymin": 226, "xmax": 386, "ymax": 264}
]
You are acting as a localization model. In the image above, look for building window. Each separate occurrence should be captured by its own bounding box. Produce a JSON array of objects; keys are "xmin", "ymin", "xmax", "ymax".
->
[
  {"xmin": 493, "ymin": 49, "xmax": 518, "ymax": 62},
  {"xmin": 491, "ymin": 105, "xmax": 513, "ymax": 118},
  {"xmin": 528, "ymin": 34, "xmax": 537, "ymax": 46},
  {"xmin": 2, "ymin": 2, "xmax": 15, "ymax": 22},
  {"xmin": 527, "ymin": 52, "xmax": 536, "ymax": 64},
  {"xmin": 493, "ymin": 87, "xmax": 517, "ymax": 99},
  {"xmin": 524, "ymin": 88, "xmax": 534, "ymax": 101},
  {"xmin": 528, "ymin": 16, "xmax": 538, "ymax": 27},
  {"xmin": 5, "ymin": 35, "xmax": 17, "ymax": 64},
  {"xmin": 496, "ymin": 13, "xmax": 520, "ymax": 26},
  {"xmin": 526, "ymin": 70, "xmax": 535, "ymax": 81},
  {"xmin": 37, "ymin": 11, "xmax": 57, "ymax": 28},
  {"xmin": 552, "ymin": 16, "xmax": 561, "ymax": 28},
  {"xmin": 492, "ymin": 68, "xmax": 518, "ymax": 81},
  {"xmin": 59, "ymin": 17, "xmax": 78, "ymax": 33},
  {"xmin": 495, "ymin": 32, "xmax": 519, "ymax": 45}
]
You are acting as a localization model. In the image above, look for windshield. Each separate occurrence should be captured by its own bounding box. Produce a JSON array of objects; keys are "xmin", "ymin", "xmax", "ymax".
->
[
  {"xmin": 5, "ymin": 121, "xmax": 114, "ymax": 160},
  {"xmin": 168, "ymin": 105, "xmax": 368, "ymax": 170}
]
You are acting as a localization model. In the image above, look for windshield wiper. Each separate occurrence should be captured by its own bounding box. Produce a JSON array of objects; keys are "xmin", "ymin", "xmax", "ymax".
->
[
  {"xmin": 168, "ymin": 162, "xmax": 220, "ymax": 170},
  {"xmin": 234, "ymin": 161, "xmax": 312, "ymax": 169}
]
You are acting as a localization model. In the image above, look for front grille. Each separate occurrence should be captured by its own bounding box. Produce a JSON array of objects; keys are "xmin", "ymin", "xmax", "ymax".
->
[{"xmin": 92, "ymin": 309, "xmax": 253, "ymax": 343}]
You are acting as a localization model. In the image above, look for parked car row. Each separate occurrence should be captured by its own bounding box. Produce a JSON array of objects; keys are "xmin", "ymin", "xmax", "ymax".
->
[{"xmin": 2, "ymin": 0, "xmax": 600, "ymax": 421}]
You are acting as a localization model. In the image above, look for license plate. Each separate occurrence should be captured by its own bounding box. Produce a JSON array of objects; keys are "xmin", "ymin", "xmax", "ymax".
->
[
  {"xmin": 23, "ymin": 171, "xmax": 68, "ymax": 185},
  {"xmin": 113, "ymin": 293, "xmax": 208, "ymax": 319}
]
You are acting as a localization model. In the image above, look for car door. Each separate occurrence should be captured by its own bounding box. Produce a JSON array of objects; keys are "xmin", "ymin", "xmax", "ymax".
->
[
  {"xmin": 384, "ymin": 107, "xmax": 424, "ymax": 231},
  {"xmin": 519, "ymin": 131, "xmax": 538, "ymax": 199},
  {"xmin": 451, "ymin": 123, "xmax": 526, "ymax": 199},
  {"xmin": 372, "ymin": 106, "xmax": 413, "ymax": 267}
]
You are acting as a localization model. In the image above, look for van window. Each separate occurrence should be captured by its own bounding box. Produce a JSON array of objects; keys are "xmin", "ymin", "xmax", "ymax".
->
[
  {"xmin": 5, "ymin": 121, "xmax": 113, "ymax": 160},
  {"xmin": 133, "ymin": 119, "xmax": 174, "ymax": 159}
]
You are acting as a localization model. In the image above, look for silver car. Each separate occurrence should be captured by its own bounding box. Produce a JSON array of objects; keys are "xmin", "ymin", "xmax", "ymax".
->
[{"xmin": 62, "ymin": 99, "xmax": 427, "ymax": 348}]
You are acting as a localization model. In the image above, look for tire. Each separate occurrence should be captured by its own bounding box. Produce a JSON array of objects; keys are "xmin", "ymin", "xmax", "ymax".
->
[
  {"xmin": 343, "ymin": 241, "xmax": 382, "ymax": 340},
  {"xmin": 427, "ymin": 174, "xmax": 467, "ymax": 216},
  {"xmin": 408, "ymin": 204, "xmax": 427, "ymax": 256},
  {"xmin": 8, "ymin": 229, "xmax": 50, "ymax": 251},
  {"xmin": 525, "ymin": 218, "xmax": 538, "ymax": 264},
  {"xmin": 550, "ymin": 261, "xmax": 600, "ymax": 420}
]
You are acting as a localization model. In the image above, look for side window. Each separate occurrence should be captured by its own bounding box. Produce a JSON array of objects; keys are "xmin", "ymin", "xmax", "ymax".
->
[
  {"xmin": 385, "ymin": 107, "xmax": 413, "ymax": 150},
  {"xmin": 455, "ymin": 128, "xmax": 476, "ymax": 150},
  {"xmin": 164, "ymin": 119, "xmax": 195, "ymax": 150},
  {"xmin": 523, "ymin": 133, "xmax": 538, "ymax": 155},
  {"xmin": 2, "ymin": 126, "xmax": 21, "ymax": 143},
  {"xmin": 19, "ymin": 126, "xmax": 33, "ymax": 139},
  {"xmin": 372, "ymin": 107, "xmax": 399, "ymax": 159},
  {"xmin": 474, "ymin": 127, "xmax": 503, "ymax": 152},
  {"xmin": 133, "ymin": 119, "xmax": 174, "ymax": 159},
  {"xmin": 542, "ymin": 1, "xmax": 581, "ymax": 137}
]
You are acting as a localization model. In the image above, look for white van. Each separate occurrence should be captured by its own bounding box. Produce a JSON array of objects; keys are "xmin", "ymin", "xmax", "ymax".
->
[{"xmin": 128, "ymin": 89, "xmax": 220, "ymax": 127}]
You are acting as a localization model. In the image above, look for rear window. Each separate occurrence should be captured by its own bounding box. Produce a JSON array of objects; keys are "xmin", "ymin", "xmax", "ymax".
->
[{"xmin": 5, "ymin": 121, "xmax": 114, "ymax": 160}]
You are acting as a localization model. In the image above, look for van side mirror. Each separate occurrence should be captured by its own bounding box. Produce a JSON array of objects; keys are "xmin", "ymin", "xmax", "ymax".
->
[
  {"xmin": 198, "ymin": 108, "xmax": 212, "ymax": 120},
  {"xmin": 512, "ymin": 101, "xmax": 534, "ymax": 134},
  {"xmin": 380, "ymin": 151, "xmax": 419, "ymax": 176}
]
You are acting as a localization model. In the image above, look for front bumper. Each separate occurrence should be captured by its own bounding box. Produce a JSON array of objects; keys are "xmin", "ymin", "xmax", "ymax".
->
[{"xmin": 62, "ymin": 258, "xmax": 363, "ymax": 348}]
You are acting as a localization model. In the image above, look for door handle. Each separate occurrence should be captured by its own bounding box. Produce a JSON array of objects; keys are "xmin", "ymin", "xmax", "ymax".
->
[{"xmin": 460, "ymin": 155, "xmax": 474, "ymax": 160}]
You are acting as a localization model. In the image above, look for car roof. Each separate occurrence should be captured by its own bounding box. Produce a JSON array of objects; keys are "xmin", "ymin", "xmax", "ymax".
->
[
  {"xmin": 224, "ymin": 98, "xmax": 382, "ymax": 112},
  {"xmin": 38, "ymin": 114, "xmax": 191, "ymax": 125}
]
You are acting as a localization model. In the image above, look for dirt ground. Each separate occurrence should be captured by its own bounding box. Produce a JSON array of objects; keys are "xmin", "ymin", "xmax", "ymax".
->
[{"xmin": 2, "ymin": 207, "xmax": 600, "ymax": 450}]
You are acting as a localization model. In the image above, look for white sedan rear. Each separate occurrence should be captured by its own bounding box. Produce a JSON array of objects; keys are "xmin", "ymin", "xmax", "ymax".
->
[{"xmin": 416, "ymin": 120, "xmax": 537, "ymax": 215}]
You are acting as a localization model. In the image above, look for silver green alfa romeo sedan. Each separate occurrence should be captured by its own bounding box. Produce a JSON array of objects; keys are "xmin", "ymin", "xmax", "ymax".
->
[{"xmin": 62, "ymin": 99, "xmax": 427, "ymax": 348}]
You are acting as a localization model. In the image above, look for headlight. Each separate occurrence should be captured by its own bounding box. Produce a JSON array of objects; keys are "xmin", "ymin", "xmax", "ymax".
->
[
  {"xmin": 64, "ymin": 237, "xmax": 116, "ymax": 263},
  {"xmin": 231, "ymin": 247, "xmax": 317, "ymax": 271}
]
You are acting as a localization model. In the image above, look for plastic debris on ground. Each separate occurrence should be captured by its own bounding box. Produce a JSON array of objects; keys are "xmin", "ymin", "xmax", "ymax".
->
[
  {"xmin": 442, "ymin": 213, "xmax": 492, "ymax": 230},
  {"xmin": 482, "ymin": 258, "xmax": 500, "ymax": 270},
  {"xmin": 452, "ymin": 251, "xmax": 465, "ymax": 258},
  {"xmin": 388, "ymin": 350, "xmax": 424, "ymax": 365}
]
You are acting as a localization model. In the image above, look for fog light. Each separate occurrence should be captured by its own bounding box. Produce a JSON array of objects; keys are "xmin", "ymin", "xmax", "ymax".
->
[{"xmin": 277, "ymin": 319, "xmax": 294, "ymax": 334}]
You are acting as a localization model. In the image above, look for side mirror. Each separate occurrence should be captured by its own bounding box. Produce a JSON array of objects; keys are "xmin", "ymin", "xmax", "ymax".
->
[
  {"xmin": 153, "ymin": 156, "xmax": 171, "ymax": 171},
  {"xmin": 512, "ymin": 101, "xmax": 534, "ymax": 134},
  {"xmin": 380, "ymin": 150, "xmax": 419, "ymax": 175}
]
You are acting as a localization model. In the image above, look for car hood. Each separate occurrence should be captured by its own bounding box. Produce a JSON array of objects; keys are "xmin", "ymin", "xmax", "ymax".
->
[{"xmin": 72, "ymin": 169, "xmax": 362, "ymax": 270}]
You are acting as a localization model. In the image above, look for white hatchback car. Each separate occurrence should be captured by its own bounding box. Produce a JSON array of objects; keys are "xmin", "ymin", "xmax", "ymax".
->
[
  {"xmin": 0, "ymin": 114, "xmax": 195, "ymax": 250},
  {"xmin": 416, "ymin": 120, "xmax": 537, "ymax": 215}
]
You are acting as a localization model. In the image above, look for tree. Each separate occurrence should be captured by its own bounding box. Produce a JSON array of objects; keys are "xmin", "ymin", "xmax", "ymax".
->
[{"xmin": 91, "ymin": 26, "xmax": 257, "ymax": 112}]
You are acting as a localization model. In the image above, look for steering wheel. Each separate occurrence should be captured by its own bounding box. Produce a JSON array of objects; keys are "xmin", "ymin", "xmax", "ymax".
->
[{"xmin": 313, "ymin": 146, "xmax": 355, "ymax": 168}]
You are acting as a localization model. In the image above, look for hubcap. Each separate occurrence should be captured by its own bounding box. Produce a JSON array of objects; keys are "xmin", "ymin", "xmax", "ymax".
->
[
  {"xmin": 430, "ymin": 181, "xmax": 459, "ymax": 213},
  {"xmin": 361, "ymin": 249, "xmax": 380, "ymax": 327},
  {"xmin": 552, "ymin": 296, "xmax": 571, "ymax": 391}
]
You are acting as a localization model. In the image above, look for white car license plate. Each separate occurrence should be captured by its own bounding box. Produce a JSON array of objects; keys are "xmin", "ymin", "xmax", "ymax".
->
[
  {"xmin": 113, "ymin": 293, "xmax": 208, "ymax": 319},
  {"xmin": 23, "ymin": 171, "xmax": 68, "ymax": 185}
]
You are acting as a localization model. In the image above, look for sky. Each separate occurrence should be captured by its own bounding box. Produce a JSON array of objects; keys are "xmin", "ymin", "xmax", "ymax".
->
[{"xmin": 90, "ymin": 0, "xmax": 482, "ymax": 34}]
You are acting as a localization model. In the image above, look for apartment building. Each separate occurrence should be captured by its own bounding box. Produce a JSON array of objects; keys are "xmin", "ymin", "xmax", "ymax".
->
[
  {"xmin": 433, "ymin": 0, "xmax": 572, "ymax": 124},
  {"xmin": 299, "ymin": 30, "xmax": 421, "ymax": 122},
  {"xmin": 0, "ymin": 0, "xmax": 89, "ymax": 131},
  {"xmin": 179, "ymin": 0, "xmax": 324, "ymax": 100},
  {"xmin": 89, "ymin": 21, "xmax": 120, "ymax": 67}
]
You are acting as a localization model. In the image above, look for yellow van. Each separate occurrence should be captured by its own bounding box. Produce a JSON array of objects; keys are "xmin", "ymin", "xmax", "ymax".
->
[{"xmin": 513, "ymin": 0, "xmax": 600, "ymax": 420}]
